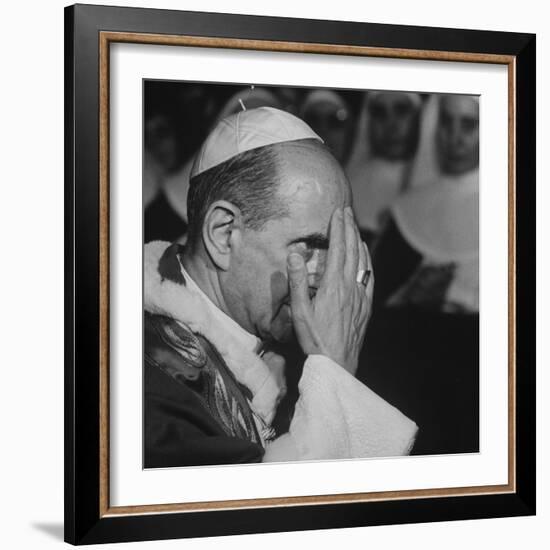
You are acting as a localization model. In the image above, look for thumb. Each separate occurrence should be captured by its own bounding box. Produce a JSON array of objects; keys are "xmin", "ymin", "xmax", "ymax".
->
[
  {"xmin": 287, "ymin": 253, "xmax": 320, "ymax": 357},
  {"xmin": 286, "ymin": 253, "xmax": 311, "ymax": 319}
]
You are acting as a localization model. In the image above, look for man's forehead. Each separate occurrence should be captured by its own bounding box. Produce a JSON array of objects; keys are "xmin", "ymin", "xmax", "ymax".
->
[
  {"xmin": 285, "ymin": 174, "xmax": 341, "ymax": 201},
  {"xmin": 276, "ymin": 142, "xmax": 348, "ymax": 192},
  {"xmin": 280, "ymin": 179, "xmax": 348, "ymax": 242},
  {"xmin": 281, "ymin": 170, "xmax": 349, "ymax": 224},
  {"xmin": 268, "ymin": 140, "xmax": 350, "ymax": 236}
]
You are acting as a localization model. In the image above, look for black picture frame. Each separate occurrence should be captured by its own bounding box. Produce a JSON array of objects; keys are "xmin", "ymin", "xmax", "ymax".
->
[{"xmin": 65, "ymin": 3, "xmax": 536, "ymax": 545}]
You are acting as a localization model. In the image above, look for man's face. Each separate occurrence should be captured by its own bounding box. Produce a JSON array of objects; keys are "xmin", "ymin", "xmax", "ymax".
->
[
  {"xmin": 221, "ymin": 141, "xmax": 350, "ymax": 344},
  {"xmin": 368, "ymin": 92, "xmax": 420, "ymax": 161},
  {"xmin": 436, "ymin": 95, "xmax": 479, "ymax": 175}
]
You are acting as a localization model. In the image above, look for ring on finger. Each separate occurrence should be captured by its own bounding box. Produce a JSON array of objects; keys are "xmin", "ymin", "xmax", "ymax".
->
[{"xmin": 356, "ymin": 269, "xmax": 371, "ymax": 287}]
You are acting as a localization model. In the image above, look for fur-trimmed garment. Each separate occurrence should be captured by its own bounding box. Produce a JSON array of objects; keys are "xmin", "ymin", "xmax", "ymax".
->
[{"xmin": 144, "ymin": 241, "xmax": 418, "ymax": 467}]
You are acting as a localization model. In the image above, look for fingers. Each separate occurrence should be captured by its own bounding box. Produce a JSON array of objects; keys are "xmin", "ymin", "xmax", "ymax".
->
[
  {"xmin": 363, "ymin": 239, "xmax": 373, "ymax": 271},
  {"xmin": 344, "ymin": 207, "xmax": 359, "ymax": 281},
  {"xmin": 360, "ymin": 241, "xmax": 374, "ymax": 320},
  {"xmin": 362, "ymin": 241, "xmax": 374, "ymax": 290},
  {"xmin": 350, "ymin": 216, "xmax": 372, "ymax": 290},
  {"xmin": 357, "ymin": 235, "xmax": 368, "ymax": 273},
  {"xmin": 323, "ymin": 206, "xmax": 366, "ymax": 291},
  {"xmin": 322, "ymin": 208, "xmax": 345, "ymax": 284},
  {"xmin": 287, "ymin": 252, "xmax": 312, "ymax": 320},
  {"xmin": 287, "ymin": 253, "xmax": 321, "ymax": 355},
  {"xmin": 366, "ymin": 251, "xmax": 375, "ymax": 295},
  {"xmin": 348, "ymin": 218, "xmax": 372, "ymax": 323}
]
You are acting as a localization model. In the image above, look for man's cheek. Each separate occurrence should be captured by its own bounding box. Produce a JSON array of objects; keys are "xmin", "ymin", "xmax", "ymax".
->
[{"xmin": 269, "ymin": 269, "xmax": 291, "ymax": 310}]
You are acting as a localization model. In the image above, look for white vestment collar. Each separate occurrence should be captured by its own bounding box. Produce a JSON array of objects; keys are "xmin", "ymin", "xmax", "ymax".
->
[
  {"xmin": 144, "ymin": 241, "xmax": 284, "ymax": 426},
  {"xmin": 178, "ymin": 262, "xmax": 261, "ymax": 356}
]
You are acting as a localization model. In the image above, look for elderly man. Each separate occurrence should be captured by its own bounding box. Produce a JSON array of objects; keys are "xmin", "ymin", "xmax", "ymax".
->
[{"xmin": 144, "ymin": 106, "xmax": 417, "ymax": 467}]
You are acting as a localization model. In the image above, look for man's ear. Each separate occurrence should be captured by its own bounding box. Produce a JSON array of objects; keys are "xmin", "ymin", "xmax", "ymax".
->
[{"xmin": 202, "ymin": 200, "xmax": 243, "ymax": 271}]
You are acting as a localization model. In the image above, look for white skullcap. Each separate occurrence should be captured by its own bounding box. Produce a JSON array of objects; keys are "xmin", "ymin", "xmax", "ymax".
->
[
  {"xmin": 190, "ymin": 106, "xmax": 323, "ymax": 178},
  {"xmin": 216, "ymin": 87, "xmax": 282, "ymax": 122}
]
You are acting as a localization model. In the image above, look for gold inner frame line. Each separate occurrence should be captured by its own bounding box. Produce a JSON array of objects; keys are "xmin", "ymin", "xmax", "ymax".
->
[{"xmin": 98, "ymin": 31, "xmax": 517, "ymax": 517}]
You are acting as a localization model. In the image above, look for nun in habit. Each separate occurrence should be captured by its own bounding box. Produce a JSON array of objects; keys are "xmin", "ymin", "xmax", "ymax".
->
[
  {"xmin": 345, "ymin": 91, "xmax": 422, "ymax": 246},
  {"xmin": 356, "ymin": 94, "xmax": 480, "ymax": 457},
  {"xmin": 372, "ymin": 94, "xmax": 479, "ymax": 313}
]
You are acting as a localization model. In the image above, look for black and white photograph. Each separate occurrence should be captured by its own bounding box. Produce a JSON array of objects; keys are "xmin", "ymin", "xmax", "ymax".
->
[
  {"xmin": 143, "ymin": 81, "xmax": 480, "ymax": 468},
  {"xmin": 55, "ymin": 1, "xmax": 540, "ymax": 546},
  {"xmin": 1, "ymin": 0, "xmax": 545, "ymax": 546}
]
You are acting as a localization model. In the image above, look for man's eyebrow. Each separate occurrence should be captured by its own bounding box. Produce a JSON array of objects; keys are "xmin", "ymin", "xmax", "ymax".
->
[{"xmin": 288, "ymin": 232, "xmax": 329, "ymax": 250}]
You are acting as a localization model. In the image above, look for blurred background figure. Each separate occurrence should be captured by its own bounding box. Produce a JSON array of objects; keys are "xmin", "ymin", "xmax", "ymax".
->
[
  {"xmin": 300, "ymin": 89, "xmax": 356, "ymax": 165},
  {"xmin": 436, "ymin": 95, "xmax": 480, "ymax": 176},
  {"xmin": 160, "ymin": 86, "xmax": 282, "ymax": 243},
  {"xmin": 357, "ymin": 94, "xmax": 480, "ymax": 456},
  {"xmin": 373, "ymin": 94, "xmax": 479, "ymax": 313},
  {"xmin": 143, "ymin": 98, "xmax": 179, "ymax": 209},
  {"xmin": 346, "ymin": 91, "xmax": 422, "ymax": 245},
  {"xmin": 144, "ymin": 83, "xmax": 219, "ymax": 243},
  {"xmin": 277, "ymin": 87, "xmax": 302, "ymax": 116},
  {"xmin": 144, "ymin": 85, "xmax": 283, "ymax": 243}
]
